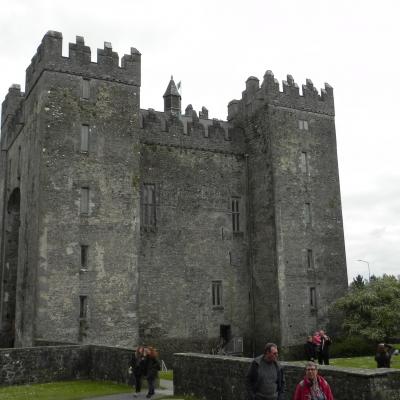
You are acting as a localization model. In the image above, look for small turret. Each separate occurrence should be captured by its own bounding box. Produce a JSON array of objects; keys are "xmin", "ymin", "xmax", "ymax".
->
[{"xmin": 163, "ymin": 76, "xmax": 181, "ymax": 116}]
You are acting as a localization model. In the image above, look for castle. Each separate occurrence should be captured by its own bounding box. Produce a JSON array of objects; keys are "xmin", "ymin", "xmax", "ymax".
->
[{"xmin": 0, "ymin": 31, "xmax": 347, "ymax": 357}]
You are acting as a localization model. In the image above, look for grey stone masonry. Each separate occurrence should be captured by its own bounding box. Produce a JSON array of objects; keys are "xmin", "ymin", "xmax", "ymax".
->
[
  {"xmin": 173, "ymin": 353, "xmax": 400, "ymax": 400},
  {"xmin": 0, "ymin": 30, "xmax": 347, "ymax": 359}
]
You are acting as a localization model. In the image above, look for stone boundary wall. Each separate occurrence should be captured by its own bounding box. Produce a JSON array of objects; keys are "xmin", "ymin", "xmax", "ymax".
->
[
  {"xmin": 0, "ymin": 345, "xmax": 132, "ymax": 386},
  {"xmin": 173, "ymin": 353, "xmax": 400, "ymax": 400},
  {"xmin": 0, "ymin": 345, "xmax": 90, "ymax": 386}
]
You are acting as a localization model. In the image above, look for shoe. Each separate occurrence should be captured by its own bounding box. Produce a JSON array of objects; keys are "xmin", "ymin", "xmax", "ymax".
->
[{"xmin": 146, "ymin": 395, "xmax": 152, "ymax": 398}]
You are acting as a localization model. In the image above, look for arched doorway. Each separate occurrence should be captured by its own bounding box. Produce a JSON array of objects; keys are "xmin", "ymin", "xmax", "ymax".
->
[{"xmin": 0, "ymin": 188, "xmax": 21, "ymax": 347}]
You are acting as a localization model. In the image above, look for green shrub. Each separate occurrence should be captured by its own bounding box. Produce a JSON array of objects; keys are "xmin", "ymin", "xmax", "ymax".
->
[{"xmin": 330, "ymin": 335, "xmax": 375, "ymax": 358}]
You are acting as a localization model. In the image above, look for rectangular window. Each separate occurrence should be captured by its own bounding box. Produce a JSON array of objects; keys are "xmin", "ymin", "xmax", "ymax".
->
[
  {"xmin": 81, "ymin": 125, "xmax": 89, "ymax": 153},
  {"xmin": 79, "ymin": 296, "xmax": 88, "ymax": 318},
  {"xmin": 82, "ymin": 79, "xmax": 90, "ymax": 99},
  {"xmin": 81, "ymin": 245, "xmax": 88, "ymax": 269},
  {"xmin": 299, "ymin": 119, "xmax": 309, "ymax": 130},
  {"xmin": 310, "ymin": 287, "xmax": 316, "ymax": 308},
  {"xmin": 142, "ymin": 184, "xmax": 156, "ymax": 228},
  {"xmin": 307, "ymin": 249, "xmax": 314, "ymax": 269},
  {"xmin": 212, "ymin": 281, "xmax": 223, "ymax": 307},
  {"xmin": 80, "ymin": 187, "xmax": 89, "ymax": 214},
  {"xmin": 231, "ymin": 198, "xmax": 240, "ymax": 232},
  {"xmin": 17, "ymin": 146, "xmax": 21, "ymax": 180},
  {"xmin": 305, "ymin": 202, "xmax": 311, "ymax": 225},
  {"xmin": 8, "ymin": 159, "xmax": 11, "ymax": 184},
  {"xmin": 300, "ymin": 151, "xmax": 308, "ymax": 174}
]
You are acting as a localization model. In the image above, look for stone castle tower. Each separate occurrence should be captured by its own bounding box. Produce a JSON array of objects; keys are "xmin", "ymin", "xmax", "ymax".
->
[{"xmin": 0, "ymin": 31, "xmax": 347, "ymax": 357}]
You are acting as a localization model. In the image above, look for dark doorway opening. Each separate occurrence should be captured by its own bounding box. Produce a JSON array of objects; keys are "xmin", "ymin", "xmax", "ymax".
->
[{"xmin": 220, "ymin": 324, "xmax": 231, "ymax": 345}]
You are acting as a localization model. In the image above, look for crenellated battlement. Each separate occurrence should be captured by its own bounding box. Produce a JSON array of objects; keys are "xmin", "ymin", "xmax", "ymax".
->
[
  {"xmin": 25, "ymin": 31, "xmax": 141, "ymax": 95},
  {"xmin": 228, "ymin": 70, "xmax": 334, "ymax": 121},
  {"xmin": 1, "ymin": 84, "xmax": 24, "ymax": 130},
  {"xmin": 139, "ymin": 108, "xmax": 245, "ymax": 155}
]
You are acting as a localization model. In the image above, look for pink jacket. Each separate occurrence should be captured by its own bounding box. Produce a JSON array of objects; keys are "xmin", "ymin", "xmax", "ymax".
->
[{"xmin": 293, "ymin": 375, "xmax": 334, "ymax": 400}]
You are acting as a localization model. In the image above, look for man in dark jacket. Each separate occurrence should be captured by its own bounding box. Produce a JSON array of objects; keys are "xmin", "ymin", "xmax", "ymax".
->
[
  {"xmin": 318, "ymin": 330, "xmax": 331, "ymax": 365},
  {"xmin": 245, "ymin": 343, "xmax": 285, "ymax": 400},
  {"xmin": 375, "ymin": 343, "xmax": 395, "ymax": 368}
]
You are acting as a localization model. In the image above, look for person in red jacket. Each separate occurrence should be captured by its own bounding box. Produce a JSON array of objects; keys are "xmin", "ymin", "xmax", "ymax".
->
[{"xmin": 293, "ymin": 361, "xmax": 334, "ymax": 400}]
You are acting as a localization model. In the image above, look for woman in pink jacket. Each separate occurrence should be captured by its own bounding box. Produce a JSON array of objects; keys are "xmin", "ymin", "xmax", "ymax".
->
[{"xmin": 293, "ymin": 362, "xmax": 334, "ymax": 400}]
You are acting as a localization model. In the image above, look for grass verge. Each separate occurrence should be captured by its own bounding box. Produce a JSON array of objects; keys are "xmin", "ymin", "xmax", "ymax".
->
[
  {"xmin": 0, "ymin": 379, "xmax": 131, "ymax": 400},
  {"xmin": 159, "ymin": 370, "xmax": 173, "ymax": 381},
  {"xmin": 331, "ymin": 344, "xmax": 400, "ymax": 369}
]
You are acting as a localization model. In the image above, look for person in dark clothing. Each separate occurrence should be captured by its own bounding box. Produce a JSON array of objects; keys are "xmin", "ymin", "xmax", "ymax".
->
[
  {"xmin": 129, "ymin": 346, "xmax": 146, "ymax": 397},
  {"xmin": 245, "ymin": 342, "xmax": 285, "ymax": 400},
  {"xmin": 304, "ymin": 336, "xmax": 317, "ymax": 361},
  {"xmin": 318, "ymin": 330, "xmax": 331, "ymax": 365},
  {"xmin": 375, "ymin": 343, "xmax": 395, "ymax": 368},
  {"xmin": 144, "ymin": 346, "xmax": 161, "ymax": 398}
]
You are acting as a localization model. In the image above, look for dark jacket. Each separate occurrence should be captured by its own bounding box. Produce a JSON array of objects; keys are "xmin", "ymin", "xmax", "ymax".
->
[
  {"xmin": 375, "ymin": 345, "xmax": 395, "ymax": 368},
  {"xmin": 304, "ymin": 342, "xmax": 316, "ymax": 361},
  {"xmin": 129, "ymin": 353, "xmax": 146, "ymax": 376},
  {"xmin": 320, "ymin": 335, "xmax": 331, "ymax": 357},
  {"xmin": 245, "ymin": 355, "xmax": 285, "ymax": 400},
  {"xmin": 145, "ymin": 356, "xmax": 161, "ymax": 380}
]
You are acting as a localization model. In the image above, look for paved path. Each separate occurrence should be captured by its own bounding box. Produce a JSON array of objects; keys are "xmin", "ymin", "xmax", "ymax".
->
[{"xmin": 83, "ymin": 380, "xmax": 174, "ymax": 400}]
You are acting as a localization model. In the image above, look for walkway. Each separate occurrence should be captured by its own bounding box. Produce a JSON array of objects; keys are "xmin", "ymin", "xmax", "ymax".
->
[{"xmin": 83, "ymin": 379, "xmax": 174, "ymax": 400}]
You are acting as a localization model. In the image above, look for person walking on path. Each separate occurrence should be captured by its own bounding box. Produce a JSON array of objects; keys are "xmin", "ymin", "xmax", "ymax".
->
[
  {"xmin": 245, "ymin": 342, "xmax": 285, "ymax": 400},
  {"xmin": 144, "ymin": 346, "xmax": 161, "ymax": 399},
  {"xmin": 293, "ymin": 361, "xmax": 334, "ymax": 400},
  {"xmin": 318, "ymin": 330, "xmax": 331, "ymax": 365},
  {"xmin": 128, "ymin": 346, "xmax": 146, "ymax": 397}
]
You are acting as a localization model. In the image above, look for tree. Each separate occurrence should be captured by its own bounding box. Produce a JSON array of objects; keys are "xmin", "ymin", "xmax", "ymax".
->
[
  {"xmin": 351, "ymin": 274, "xmax": 365, "ymax": 289},
  {"xmin": 334, "ymin": 275, "xmax": 400, "ymax": 341}
]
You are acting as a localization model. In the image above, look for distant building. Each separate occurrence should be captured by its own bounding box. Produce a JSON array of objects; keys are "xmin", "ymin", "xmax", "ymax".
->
[{"xmin": 0, "ymin": 31, "xmax": 347, "ymax": 357}]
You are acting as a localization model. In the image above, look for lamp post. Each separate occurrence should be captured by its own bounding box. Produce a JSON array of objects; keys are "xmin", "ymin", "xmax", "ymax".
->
[{"xmin": 356, "ymin": 259, "xmax": 371, "ymax": 281}]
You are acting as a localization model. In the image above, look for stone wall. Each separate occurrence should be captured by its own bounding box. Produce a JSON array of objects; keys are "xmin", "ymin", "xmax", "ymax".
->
[
  {"xmin": 0, "ymin": 345, "xmax": 135, "ymax": 386},
  {"xmin": 0, "ymin": 345, "xmax": 90, "ymax": 386},
  {"xmin": 173, "ymin": 353, "xmax": 400, "ymax": 400},
  {"xmin": 138, "ymin": 121, "xmax": 250, "ymax": 350}
]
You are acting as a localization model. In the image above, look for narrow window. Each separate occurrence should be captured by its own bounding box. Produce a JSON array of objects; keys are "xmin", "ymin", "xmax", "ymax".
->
[
  {"xmin": 79, "ymin": 296, "xmax": 88, "ymax": 318},
  {"xmin": 212, "ymin": 281, "xmax": 223, "ymax": 307},
  {"xmin": 81, "ymin": 245, "xmax": 88, "ymax": 269},
  {"xmin": 17, "ymin": 146, "xmax": 21, "ymax": 180},
  {"xmin": 80, "ymin": 187, "xmax": 89, "ymax": 214},
  {"xmin": 299, "ymin": 119, "xmax": 309, "ymax": 130},
  {"xmin": 307, "ymin": 249, "xmax": 314, "ymax": 269},
  {"xmin": 231, "ymin": 198, "xmax": 240, "ymax": 232},
  {"xmin": 81, "ymin": 125, "xmax": 89, "ymax": 153},
  {"xmin": 300, "ymin": 152, "xmax": 308, "ymax": 174},
  {"xmin": 142, "ymin": 184, "xmax": 156, "ymax": 228},
  {"xmin": 8, "ymin": 159, "xmax": 11, "ymax": 184},
  {"xmin": 310, "ymin": 287, "xmax": 316, "ymax": 308},
  {"xmin": 82, "ymin": 79, "xmax": 90, "ymax": 99},
  {"xmin": 305, "ymin": 202, "xmax": 311, "ymax": 225}
]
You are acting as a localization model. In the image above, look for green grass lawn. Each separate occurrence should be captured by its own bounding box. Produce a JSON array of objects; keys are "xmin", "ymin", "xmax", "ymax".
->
[
  {"xmin": 157, "ymin": 397, "xmax": 199, "ymax": 400},
  {"xmin": 0, "ymin": 380, "xmax": 131, "ymax": 400},
  {"xmin": 159, "ymin": 370, "xmax": 173, "ymax": 381},
  {"xmin": 331, "ymin": 344, "xmax": 400, "ymax": 369}
]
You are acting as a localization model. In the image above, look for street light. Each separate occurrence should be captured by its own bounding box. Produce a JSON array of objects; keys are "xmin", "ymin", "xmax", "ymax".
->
[{"xmin": 356, "ymin": 259, "xmax": 371, "ymax": 281}]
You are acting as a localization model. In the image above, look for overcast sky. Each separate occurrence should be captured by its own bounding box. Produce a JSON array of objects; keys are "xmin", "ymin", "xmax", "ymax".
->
[{"xmin": 1, "ymin": 0, "xmax": 399, "ymax": 282}]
